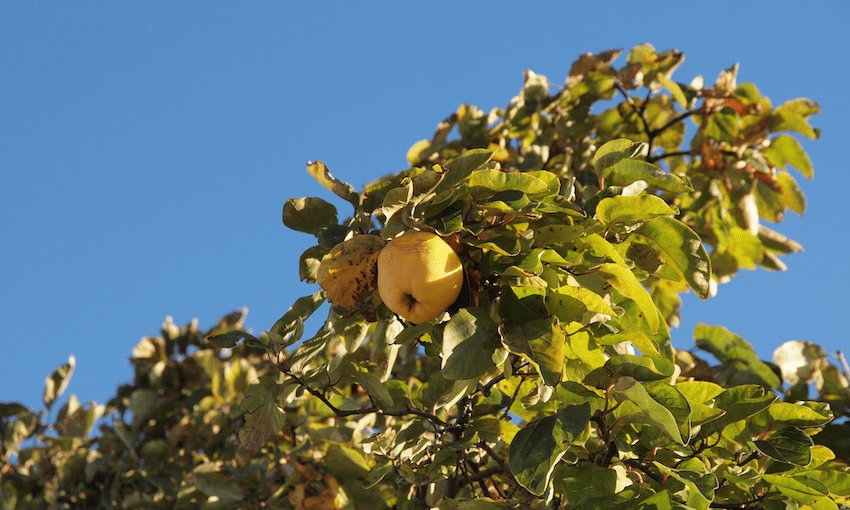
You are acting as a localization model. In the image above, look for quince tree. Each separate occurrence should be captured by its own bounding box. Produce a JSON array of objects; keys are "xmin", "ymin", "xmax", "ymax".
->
[{"xmin": 3, "ymin": 45, "xmax": 849, "ymax": 509}]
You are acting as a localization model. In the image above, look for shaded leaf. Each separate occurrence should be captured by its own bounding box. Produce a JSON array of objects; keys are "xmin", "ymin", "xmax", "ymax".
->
[
  {"xmin": 269, "ymin": 291, "xmax": 326, "ymax": 345},
  {"xmin": 442, "ymin": 308, "xmax": 505, "ymax": 380},
  {"xmin": 754, "ymin": 426, "xmax": 813, "ymax": 466},
  {"xmin": 207, "ymin": 330, "xmax": 258, "ymax": 348},
  {"xmin": 501, "ymin": 316, "xmax": 566, "ymax": 386},
  {"xmin": 282, "ymin": 197, "xmax": 338, "ymax": 235},
  {"xmin": 653, "ymin": 463, "xmax": 717, "ymax": 510},
  {"xmin": 354, "ymin": 371, "xmax": 394, "ymax": 409},
  {"xmin": 508, "ymin": 404, "xmax": 590, "ymax": 495},
  {"xmin": 592, "ymin": 138, "xmax": 646, "ymax": 173}
]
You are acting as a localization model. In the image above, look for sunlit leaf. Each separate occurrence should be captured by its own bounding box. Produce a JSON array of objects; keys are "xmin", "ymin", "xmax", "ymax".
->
[
  {"xmin": 694, "ymin": 324, "xmax": 781, "ymax": 390},
  {"xmin": 468, "ymin": 168, "xmax": 551, "ymax": 197},
  {"xmin": 763, "ymin": 134, "xmax": 814, "ymax": 179},
  {"xmin": 306, "ymin": 160, "xmax": 359, "ymax": 207},
  {"xmin": 592, "ymin": 138, "xmax": 646, "ymax": 173},
  {"xmin": 598, "ymin": 262, "xmax": 661, "ymax": 334},
  {"xmin": 762, "ymin": 474, "xmax": 833, "ymax": 509},
  {"xmin": 631, "ymin": 216, "xmax": 711, "ymax": 299},
  {"xmin": 595, "ymin": 194, "xmax": 678, "ymax": 230},
  {"xmin": 44, "ymin": 355, "xmax": 75, "ymax": 411},
  {"xmin": 707, "ymin": 385, "xmax": 777, "ymax": 433},
  {"xmin": 603, "ymin": 158, "xmax": 691, "ymax": 192},
  {"xmin": 612, "ymin": 377, "xmax": 684, "ymax": 445},
  {"xmin": 653, "ymin": 463, "xmax": 717, "ymax": 510}
]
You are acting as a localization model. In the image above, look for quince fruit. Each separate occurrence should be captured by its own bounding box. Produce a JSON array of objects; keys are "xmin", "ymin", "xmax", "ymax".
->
[{"xmin": 377, "ymin": 231, "xmax": 463, "ymax": 324}]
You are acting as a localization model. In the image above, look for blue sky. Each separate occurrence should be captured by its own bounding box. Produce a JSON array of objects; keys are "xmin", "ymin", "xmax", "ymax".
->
[{"xmin": 2, "ymin": 2, "xmax": 848, "ymax": 412}]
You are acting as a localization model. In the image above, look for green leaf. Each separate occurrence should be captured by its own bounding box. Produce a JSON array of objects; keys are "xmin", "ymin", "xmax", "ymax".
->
[
  {"xmin": 441, "ymin": 308, "xmax": 505, "ymax": 381},
  {"xmin": 533, "ymin": 224, "xmax": 587, "ymax": 247},
  {"xmin": 508, "ymin": 404, "xmax": 590, "ymax": 495},
  {"xmin": 501, "ymin": 316, "xmax": 566, "ymax": 386},
  {"xmin": 499, "ymin": 285, "xmax": 548, "ymax": 325},
  {"xmin": 765, "ymin": 402, "xmax": 832, "ymax": 427},
  {"xmin": 763, "ymin": 134, "xmax": 814, "ymax": 179},
  {"xmin": 769, "ymin": 102, "xmax": 819, "ymax": 139},
  {"xmin": 635, "ymin": 490, "xmax": 674, "ymax": 510},
  {"xmin": 189, "ymin": 463, "xmax": 244, "ymax": 501},
  {"xmin": 631, "ymin": 216, "xmax": 712, "ymax": 299},
  {"xmin": 363, "ymin": 460, "xmax": 394, "ymax": 489},
  {"xmin": 380, "ymin": 178, "xmax": 413, "ymax": 221},
  {"xmin": 268, "ymin": 291, "xmax": 326, "ymax": 346},
  {"xmin": 465, "ymin": 235, "xmax": 523, "ymax": 256},
  {"xmin": 433, "ymin": 149, "xmax": 495, "ymax": 196},
  {"xmin": 653, "ymin": 463, "xmax": 717, "ymax": 510},
  {"xmin": 754, "ymin": 426, "xmax": 813, "ymax": 466},
  {"xmin": 612, "ymin": 377, "xmax": 684, "ymax": 445},
  {"xmin": 762, "ymin": 474, "xmax": 835, "ymax": 509},
  {"xmin": 595, "ymin": 194, "xmax": 678, "ymax": 229},
  {"xmin": 547, "ymin": 285, "xmax": 616, "ymax": 323},
  {"xmin": 207, "ymin": 330, "xmax": 258, "ymax": 348},
  {"xmin": 644, "ymin": 380, "xmax": 692, "ymax": 443},
  {"xmin": 282, "ymin": 197, "xmax": 338, "ymax": 235},
  {"xmin": 553, "ymin": 464, "xmax": 619, "ymax": 508},
  {"xmin": 806, "ymin": 468, "xmax": 850, "ymax": 497},
  {"xmin": 598, "ymin": 262, "xmax": 661, "ymax": 334},
  {"xmin": 602, "ymin": 158, "xmax": 691, "ymax": 192},
  {"xmin": 0, "ymin": 402, "xmax": 27, "ymax": 418},
  {"xmin": 353, "ymin": 371, "xmax": 394, "ymax": 409},
  {"xmin": 707, "ymin": 384, "xmax": 777, "ymax": 433},
  {"xmin": 694, "ymin": 324, "xmax": 782, "ymax": 390},
  {"xmin": 299, "ymin": 245, "xmax": 325, "ymax": 283},
  {"xmin": 238, "ymin": 377, "xmax": 286, "ymax": 454},
  {"xmin": 594, "ymin": 328, "xmax": 659, "ymax": 357},
  {"xmin": 777, "ymin": 171, "xmax": 806, "ymax": 215},
  {"xmin": 44, "ymin": 354, "xmax": 75, "ymax": 411},
  {"xmin": 128, "ymin": 388, "xmax": 159, "ymax": 422},
  {"xmin": 467, "ymin": 168, "xmax": 550, "ymax": 196},
  {"xmin": 592, "ymin": 138, "xmax": 646, "ymax": 173},
  {"xmin": 585, "ymin": 354, "xmax": 674, "ymax": 388},
  {"xmin": 288, "ymin": 326, "xmax": 333, "ymax": 373}
]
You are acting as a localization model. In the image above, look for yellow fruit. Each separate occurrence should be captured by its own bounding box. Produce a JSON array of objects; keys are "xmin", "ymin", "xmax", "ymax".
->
[{"xmin": 377, "ymin": 231, "xmax": 463, "ymax": 324}]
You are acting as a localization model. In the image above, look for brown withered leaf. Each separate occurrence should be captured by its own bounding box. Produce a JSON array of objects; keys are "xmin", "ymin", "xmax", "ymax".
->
[{"xmin": 316, "ymin": 235, "xmax": 386, "ymax": 310}]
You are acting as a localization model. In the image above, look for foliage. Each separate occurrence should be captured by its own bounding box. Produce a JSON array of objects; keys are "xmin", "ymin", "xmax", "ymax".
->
[{"xmin": 3, "ymin": 45, "xmax": 849, "ymax": 509}]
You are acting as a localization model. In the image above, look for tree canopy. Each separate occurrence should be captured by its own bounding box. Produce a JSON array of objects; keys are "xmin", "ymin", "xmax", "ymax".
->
[{"xmin": 3, "ymin": 44, "xmax": 849, "ymax": 510}]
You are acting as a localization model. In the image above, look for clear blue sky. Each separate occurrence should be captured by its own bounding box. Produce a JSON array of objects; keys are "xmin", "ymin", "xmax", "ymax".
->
[{"xmin": 2, "ymin": 2, "xmax": 848, "ymax": 412}]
